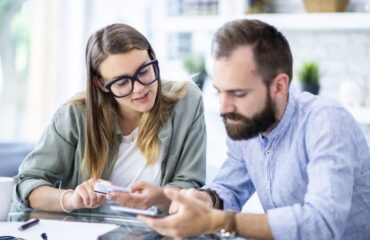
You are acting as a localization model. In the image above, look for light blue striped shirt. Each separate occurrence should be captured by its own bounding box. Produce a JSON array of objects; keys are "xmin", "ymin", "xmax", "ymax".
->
[{"xmin": 207, "ymin": 90, "xmax": 370, "ymax": 239}]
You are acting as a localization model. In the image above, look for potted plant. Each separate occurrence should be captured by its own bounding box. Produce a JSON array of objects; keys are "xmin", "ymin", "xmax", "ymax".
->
[
  {"xmin": 298, "ymin": 61, "xmax": 320, "ymax": 95},
  {"xmin": 182, "ymin": 54, "xmax": 207, "ymax": 90},
  {"xmin": 302, "ymin": 0, "xmax": 349, "ymax": 12}
]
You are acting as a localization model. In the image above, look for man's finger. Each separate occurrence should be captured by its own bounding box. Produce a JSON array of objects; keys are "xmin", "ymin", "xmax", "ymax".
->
[
  {"xmin": 138, "ymin": 215, "xmax": 171, "ymax": 230},
  {"xmin": 163, "ymin": 188, "xmax": 192, "ymax": 206}
]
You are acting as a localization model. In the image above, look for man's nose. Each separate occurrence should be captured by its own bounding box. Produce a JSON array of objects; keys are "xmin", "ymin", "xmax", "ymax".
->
[{"xmin": 219, "ymin": 94, "xmax": 235, "ymax": 115}]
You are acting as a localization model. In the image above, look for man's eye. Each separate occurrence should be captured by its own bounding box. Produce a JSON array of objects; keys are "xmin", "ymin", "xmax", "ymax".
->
[{"xmin": 234, "ymin": 92, "xmax": 247, "ymax": 97}]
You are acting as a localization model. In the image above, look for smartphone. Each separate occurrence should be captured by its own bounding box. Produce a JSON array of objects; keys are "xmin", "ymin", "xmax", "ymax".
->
[
  {"xmin": 110, "ymin": 205, "xmax": 165, "ymax": 217},
  {"xmin": 93, "ymin": 182, "xmax": 130, "ymax": 195}
]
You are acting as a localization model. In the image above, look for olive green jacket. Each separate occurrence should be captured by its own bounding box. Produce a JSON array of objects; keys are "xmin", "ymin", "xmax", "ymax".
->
[{"xmin": 14, "ymin": 83, "xmax": 206, "ymax": 208}]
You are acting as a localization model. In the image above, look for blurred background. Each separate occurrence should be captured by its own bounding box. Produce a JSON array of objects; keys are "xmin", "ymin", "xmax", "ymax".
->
[{"xmin": 1, "ymin": 0, "xmax": 370, "ymax": 211}]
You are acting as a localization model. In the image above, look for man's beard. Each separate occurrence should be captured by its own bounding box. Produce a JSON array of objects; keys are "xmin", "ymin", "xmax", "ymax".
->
[{"xmin": 221, "ymin": 92, "xmax": 277, "ymax": 140}]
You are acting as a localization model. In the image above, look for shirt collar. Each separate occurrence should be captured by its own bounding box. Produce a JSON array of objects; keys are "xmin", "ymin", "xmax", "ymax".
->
[{"xmin": 258, "ymin": 89, "xmax": 296, "ymax": 147}]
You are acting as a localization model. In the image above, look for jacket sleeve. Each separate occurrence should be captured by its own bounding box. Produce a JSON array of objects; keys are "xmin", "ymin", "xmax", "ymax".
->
[
  {"xmin": 163, "ymin": 83, "xmax": 206, "ymax": 189},
  {"xmin": 14, "ymin": 104, "xmax": 83, "ymax": 207}
]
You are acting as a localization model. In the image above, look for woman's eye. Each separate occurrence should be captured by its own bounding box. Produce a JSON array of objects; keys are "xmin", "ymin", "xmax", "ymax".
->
[
  {"xmin": 138, "ymin": 69, "xmax": 148, "ymax": 76},
  {"xmin": 116, "ymin": 79, "xmax": 130, "ymax": 86}
]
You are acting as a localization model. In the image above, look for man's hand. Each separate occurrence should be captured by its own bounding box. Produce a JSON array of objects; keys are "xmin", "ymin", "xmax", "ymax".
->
[
  {"xmin": 138, "ymin": 188, "xmax": 225, "ymax": 238},
  {"xmin": 169, "ymin": 188, "xmax": 213, "ymax": 214}
]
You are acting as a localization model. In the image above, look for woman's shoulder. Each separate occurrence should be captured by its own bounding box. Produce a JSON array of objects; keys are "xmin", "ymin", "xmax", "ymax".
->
[
  {"xmin": 163, "ymin": 80, "xmax": 203, "ymax": 105},
  {"xmin": 55, "ymin": 102, "xmax": 86, "ymax": 120},
  {"xmin": 51, "ymin": 100, "xmax": 87, "ymax": 136},
  {"xmin": 163, "ymin": 81, "xmax": 204, "ymax": 117}
]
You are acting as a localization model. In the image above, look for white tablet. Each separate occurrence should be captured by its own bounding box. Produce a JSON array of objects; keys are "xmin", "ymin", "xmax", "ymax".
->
[{"xmin": 110, "ymin": 205, "xmax": 164, "ymax": 217}]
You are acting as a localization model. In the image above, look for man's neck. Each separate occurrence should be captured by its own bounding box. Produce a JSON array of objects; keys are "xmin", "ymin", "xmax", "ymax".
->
[{"xmin": 261, "ymin": 94, "xmax": 289, "ymax": 138}]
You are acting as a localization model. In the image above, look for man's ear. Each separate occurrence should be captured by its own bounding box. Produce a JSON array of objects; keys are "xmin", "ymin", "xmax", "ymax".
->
[
  {"xmin": 93, "ymin": 76, "xmax": 110, "ymax": 93},
  {"xmin": 270, "ymin": 73, "xmax": 289, "ymax": 99}
]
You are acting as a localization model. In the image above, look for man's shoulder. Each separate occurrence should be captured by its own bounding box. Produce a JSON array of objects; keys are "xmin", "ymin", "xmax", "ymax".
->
[{"xmin": 295, "ymin": 92, "xmax": 346, "ymax": 118}]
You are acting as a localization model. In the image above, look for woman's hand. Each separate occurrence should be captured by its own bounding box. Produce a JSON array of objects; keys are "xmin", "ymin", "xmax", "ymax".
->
[
  {"xmin": 107, "ymin": 181, "xmax": 176, "ymax": 212},
  {"xmin": 63, "ymin": 178, "xmax": 107, "ymax": 211}
]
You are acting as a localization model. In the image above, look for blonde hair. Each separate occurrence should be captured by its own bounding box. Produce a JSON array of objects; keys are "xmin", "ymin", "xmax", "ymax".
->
[{"xmin": 70, "ymin": 23, "xmax": 189, "ymax": 179}]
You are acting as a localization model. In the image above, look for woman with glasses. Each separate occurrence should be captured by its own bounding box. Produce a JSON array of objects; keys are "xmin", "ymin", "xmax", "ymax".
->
[{"xmin": 14, "ymin": 24, "xmax": 206, "ymax": 213}]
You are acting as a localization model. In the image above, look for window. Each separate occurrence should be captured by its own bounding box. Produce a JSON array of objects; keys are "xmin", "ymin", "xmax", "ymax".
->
[{"xmin": 0, "ymin": 0, "xmax": 31, "ymax": 140}]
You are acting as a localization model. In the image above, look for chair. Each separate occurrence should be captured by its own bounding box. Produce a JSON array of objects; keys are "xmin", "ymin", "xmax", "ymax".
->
[{"xmin": 0, "ymin": 142, "xmax": 34, "ymax": 177}]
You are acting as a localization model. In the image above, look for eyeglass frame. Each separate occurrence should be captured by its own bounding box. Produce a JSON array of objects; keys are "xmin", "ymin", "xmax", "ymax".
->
[{"xmin": 98, "ymin": 59, "xmax": 160, "ymax": 98}]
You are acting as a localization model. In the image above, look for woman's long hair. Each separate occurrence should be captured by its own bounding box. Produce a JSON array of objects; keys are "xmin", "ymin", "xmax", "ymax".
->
[{"xmin": 70, "ymin": 24, "xmax": 188, "ymax": 179}]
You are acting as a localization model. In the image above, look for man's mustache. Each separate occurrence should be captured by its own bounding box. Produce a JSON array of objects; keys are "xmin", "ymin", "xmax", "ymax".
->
[{"xmin": 221, "ymin": 112, "xmax": 248, "ymax": 122}]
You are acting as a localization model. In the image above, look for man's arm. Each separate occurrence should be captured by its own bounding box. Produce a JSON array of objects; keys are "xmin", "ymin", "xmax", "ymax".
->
[
  {"xmin": 205, "ymin": 138, "xmax": 256, "ymax": 211},
  {"xmin": 139, "ymin": 188, "xmax": 273, "ymax": 239}
]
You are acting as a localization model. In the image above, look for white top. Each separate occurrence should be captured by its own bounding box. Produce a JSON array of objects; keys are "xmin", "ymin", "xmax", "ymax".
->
[{"xmin": 109, "ymin": 128, "xmax": 163, "ymax": 187}]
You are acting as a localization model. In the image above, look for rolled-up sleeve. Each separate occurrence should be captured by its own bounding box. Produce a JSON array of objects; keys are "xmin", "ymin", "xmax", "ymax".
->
[
  {"xmin": 267, "ymin": 107, "xmax": 357, "ymax": 240},
  {"xmin": 14, "ymin": 105, "xmax": 80, "ymax": 207}
]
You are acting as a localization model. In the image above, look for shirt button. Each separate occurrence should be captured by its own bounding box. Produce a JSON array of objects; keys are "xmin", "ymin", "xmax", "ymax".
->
[
  {"xmin": 266, "ymin": 150, "xmax": 273, "ymax": 156},
  {"xmin": 265, "ymin": 185, "xmax": 269, "ymax": 192}
]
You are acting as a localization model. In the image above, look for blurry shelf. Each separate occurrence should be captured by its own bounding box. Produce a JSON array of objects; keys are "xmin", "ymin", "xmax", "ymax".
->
[{"xmin": 164, "ymin": 13, "xmax": 370, "ymax": 32}]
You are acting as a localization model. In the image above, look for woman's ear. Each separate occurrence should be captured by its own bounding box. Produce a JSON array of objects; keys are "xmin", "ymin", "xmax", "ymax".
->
[
  {"xmin": 93, "ymin": 76, "xmax": 110, "ymax": 93},
  {"xmin": 270, "ymin": 73, "xmax": 289, "ymax": 99}
]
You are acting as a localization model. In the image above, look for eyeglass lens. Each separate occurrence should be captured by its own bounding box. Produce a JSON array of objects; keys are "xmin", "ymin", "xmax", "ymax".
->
[{"xmin": 110, "ymin": 61, "xmax": 158, "ymax": 97}]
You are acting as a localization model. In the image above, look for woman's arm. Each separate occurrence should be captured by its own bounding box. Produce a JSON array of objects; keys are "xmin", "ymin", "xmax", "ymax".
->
[
  {"xmin": 14, "ymin": 105, "xmax": 85, "ymax": 209},
  {"xmin": 161, "ymin": 84, "xmax": 207, "ymax": 189},
  {"xmin": 29, "ymin": 179, "xmax": 106, "ymax": 212}
]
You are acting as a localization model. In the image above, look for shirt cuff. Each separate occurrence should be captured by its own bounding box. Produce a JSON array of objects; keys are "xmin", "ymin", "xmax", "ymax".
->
[
  {"xmin": 267, "ymin": 206, "xmax": 298, "ymax": 240},
  {"xmin": 205, "ymin": 184, "xmax": 241, "ymax": 211}
]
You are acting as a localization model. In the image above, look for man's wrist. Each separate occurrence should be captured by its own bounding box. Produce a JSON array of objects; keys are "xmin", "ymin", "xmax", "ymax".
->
[
  {"xmin": 207, "ymin": 209, "xmax": 227, "ymax": 234},
  {"xmin": 198, "ymin": 188, "xmax": 216, "ymax": 207},
  {"xmin": 219, "ymin": 211, "xmax": 237, "ymax": 238}
]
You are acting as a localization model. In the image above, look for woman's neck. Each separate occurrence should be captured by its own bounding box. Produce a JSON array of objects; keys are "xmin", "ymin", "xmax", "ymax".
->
[{"xmin": 118, "ymin": 109, "xmax": 141, "ymax": 136}]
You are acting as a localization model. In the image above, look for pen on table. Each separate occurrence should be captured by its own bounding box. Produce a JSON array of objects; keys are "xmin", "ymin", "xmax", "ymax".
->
[
  {"xmin": 41, "ymin": 232, "xmax": 48, "ymax": 240},
  {"xmin": 18, "ymin": 218, "xmax": 40, "ymax": 231}
]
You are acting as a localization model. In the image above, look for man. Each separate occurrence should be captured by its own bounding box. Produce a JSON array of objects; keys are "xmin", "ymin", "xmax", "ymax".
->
[{"xmin": 139, "ymin": 19, "xmax": 370, "ymax": 239}]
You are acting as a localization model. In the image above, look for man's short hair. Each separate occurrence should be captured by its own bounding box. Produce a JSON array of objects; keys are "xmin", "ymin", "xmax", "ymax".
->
[{"xmin": 212, "ymin": 19, "xmax": 293, "ymax": 85}]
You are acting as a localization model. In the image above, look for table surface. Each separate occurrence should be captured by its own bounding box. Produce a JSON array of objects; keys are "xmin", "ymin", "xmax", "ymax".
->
[{"xmin": 6, "ymin": 204, "xmax": 232, "ymax": 240}]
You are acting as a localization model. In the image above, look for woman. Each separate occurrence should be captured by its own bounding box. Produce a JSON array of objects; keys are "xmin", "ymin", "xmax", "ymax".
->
[{"xmin": 14, "ymin": 23, "xmax": 206, "ymax": 213}]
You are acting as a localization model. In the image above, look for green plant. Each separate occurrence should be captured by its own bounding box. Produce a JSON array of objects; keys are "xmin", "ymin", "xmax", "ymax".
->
[
  {"xmin": 298, "ymin": 61, "xmax": 319, "ymax": 85},
  {"xmin": 182, "ymin": 54, "xmax": 205, "ymax": 75},
  {"xmin": 182, "ymin": 54, "xmax": 207, "ymax": 90}
]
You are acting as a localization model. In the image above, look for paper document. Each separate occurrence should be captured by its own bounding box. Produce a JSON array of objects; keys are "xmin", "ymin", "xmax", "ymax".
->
[{"xmin": 0, "ymin": 219, "xmax": 119, "ymax": 240}]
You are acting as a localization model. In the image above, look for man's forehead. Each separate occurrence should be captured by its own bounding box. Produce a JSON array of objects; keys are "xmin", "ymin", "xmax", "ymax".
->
[{"xmin": 212, "ymin": 54, "xmax": 260, "ymax": 90}]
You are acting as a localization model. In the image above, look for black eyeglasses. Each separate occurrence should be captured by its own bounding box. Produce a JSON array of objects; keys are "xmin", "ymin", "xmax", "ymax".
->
[{"xmin": 99, "ymin": 59, "xmax": 160, "ymax": 98}]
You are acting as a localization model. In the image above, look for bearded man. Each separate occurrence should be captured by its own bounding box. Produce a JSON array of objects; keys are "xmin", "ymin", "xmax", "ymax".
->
[{"xmin": 140, "ymin": 19, "xmax": 370, "ymax": 240}]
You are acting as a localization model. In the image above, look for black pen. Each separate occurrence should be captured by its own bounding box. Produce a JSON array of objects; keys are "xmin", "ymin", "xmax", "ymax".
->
[{"xmin": 18, "ymin": 219, "xmax": 40, "ymax": 231}]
